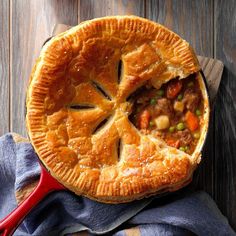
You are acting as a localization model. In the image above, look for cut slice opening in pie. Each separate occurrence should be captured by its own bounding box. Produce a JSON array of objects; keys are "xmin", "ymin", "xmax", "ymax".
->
[{"xmin": 26, "ymin": 16, "xmax": 210, "ymax": 203}]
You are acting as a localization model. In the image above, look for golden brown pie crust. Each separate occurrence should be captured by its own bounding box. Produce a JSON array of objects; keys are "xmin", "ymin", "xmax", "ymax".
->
[{"xmin": 26, "ymin": 16, "xmax": 205, "ymax": 203}]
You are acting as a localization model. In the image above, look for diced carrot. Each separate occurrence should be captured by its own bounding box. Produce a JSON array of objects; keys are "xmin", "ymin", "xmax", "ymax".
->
[
  {"xmin": 166, "ymin": 80, "xmax": 183, "ymax": 99},
  {"xmin": 138, "ymin": 109, "xmax": 151, "ymax": 129},
  {"xmin": 166, "ymin": 139, "xmax": 180, "ymax": 148},
  {"xmin": 185, "ymin": 111, "xmax": 199, "ymax": 131}
]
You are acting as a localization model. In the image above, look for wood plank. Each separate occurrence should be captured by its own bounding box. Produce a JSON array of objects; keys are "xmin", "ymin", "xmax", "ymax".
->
[
  {"xmin": 146, "ymin": 0, "xmax": 214, "ymax": 57},
  {"xmin": 10, "ymin": 0, "xmax": 78, "ymax": 137},
  {"xmin": 197, "ymin": 56, "xmax": 224, "ymax": 105},
  {"xmin": 214, "ymin": 0, "xmax": 236, "ymax": 229},
  {"xmin": 78, "ymin": 0, "xmax": 145, "ymax": 22},
  {"xmin": 0, "ymin": 1, "xmax": 10, "ymax": 135},
  {"xmin": 146, "ymin": 0, "xmax": 215, "ymax": 200}
]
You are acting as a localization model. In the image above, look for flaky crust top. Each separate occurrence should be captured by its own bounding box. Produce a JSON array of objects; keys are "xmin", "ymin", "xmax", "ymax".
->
[{"xmin": 26, "ymin": 16, "xmax": 205, "ymax": 203}]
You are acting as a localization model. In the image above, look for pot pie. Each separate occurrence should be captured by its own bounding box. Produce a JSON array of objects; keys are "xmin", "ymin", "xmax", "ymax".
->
[{"xmin": 26, "ymin": 16, "xmax": 209, "ymax": 203}]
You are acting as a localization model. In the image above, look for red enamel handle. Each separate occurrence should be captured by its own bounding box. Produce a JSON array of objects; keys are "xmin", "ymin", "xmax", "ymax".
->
[{"xmin": 0, "ymin": 165, "xmax": 65, "ymax": 236}]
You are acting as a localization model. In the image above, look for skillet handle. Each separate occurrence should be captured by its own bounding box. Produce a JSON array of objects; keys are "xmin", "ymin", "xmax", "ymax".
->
[{"xmin": 0, "ymin": 166, "xmax": 65, "ymax": 236}]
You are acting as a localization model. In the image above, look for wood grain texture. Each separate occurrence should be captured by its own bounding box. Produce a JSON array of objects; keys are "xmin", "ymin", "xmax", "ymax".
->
[
  {"xmin": 214, "ymin": 0, "xmax": 236, "ymax": 229},
  {"xmin": 0, "ymin": 0, "xmax": 10, "ymax": 135},
  {"xmin": 146, "ymin": 0, "xmax": 214, "ymax": 57},
  {"xmin": 197, "ymin": 56, "xmax": 224, "ymax": 104},
  {"xmin": 78, "ymin": 0, "xmax": 145, "ymax": 21},
  {"xmin": 10, "ymin": 0, "xmax": 78, "ymax": 137}
]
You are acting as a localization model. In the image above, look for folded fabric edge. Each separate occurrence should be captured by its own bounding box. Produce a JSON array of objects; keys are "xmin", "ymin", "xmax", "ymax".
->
[
  {"xmin": 9, "ymin": 132, "xmax": 39, "ymax": 205},
  {"xmin": 197, "ymin": 191, "xmax": 235, "ymax": 232},
  {"xmin": 59, "ymin": 199, "xmax": 151, "ymax": 235}
]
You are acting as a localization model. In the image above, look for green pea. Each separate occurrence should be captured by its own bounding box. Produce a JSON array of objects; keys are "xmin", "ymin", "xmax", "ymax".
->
[
  {"xmin": 184, "ymin": 146, "xmax": 189, "ymax": 151},
  {"xmin": 187, "ymin": 81, "xmax": 194, "ymax": 87},
  {"xmin": 176, "ymin": 122, "xmax": 185, "ymax": 131},
  {"xmin": 193, "ymin": 132, "xmax": 200, "ymax": 139},
  {"xmin": 149, "ymin": 121, "xmax": 155, "ymax": 127},
  {"xmin": 150, "ymin": 98, "xmax": 156, "ymax": 105},
  {"xmin": 179, "ymin": 146, "xmax": 185, "ymax": 152},
  {"xmin": 169, "ymin": 126, "xmax": 175, "ymax": 133},
  {"xmin": 177, "ymin": 94, "xmax": 183, "ymax": 100},
  {"xmin": 157, "ymin": 89, "xmax": 164, "ymax": 96},
  {"xmin": 195, "ymin": 109, "xmax": 202, "ymax": 116}
]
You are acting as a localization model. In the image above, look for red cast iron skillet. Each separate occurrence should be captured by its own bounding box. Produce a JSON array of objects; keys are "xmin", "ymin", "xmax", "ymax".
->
[
  {"xmin": 0, "ymin": 162, "xmax": 66, "ymax": 236},
  {"xmin": 0, "ymin": 70, "xmax": 210, "ymax": 236}
]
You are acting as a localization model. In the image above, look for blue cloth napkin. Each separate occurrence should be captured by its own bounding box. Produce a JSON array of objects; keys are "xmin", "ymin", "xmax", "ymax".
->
[{"xmin": 0, "ymin": 133, "xmax": 235, "ymax": 236}]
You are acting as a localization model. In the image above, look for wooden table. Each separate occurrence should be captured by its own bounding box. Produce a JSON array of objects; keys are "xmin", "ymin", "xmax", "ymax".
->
[{"xmin": 0, "ymin": 0, "xmax": 236, "ymax": 231}]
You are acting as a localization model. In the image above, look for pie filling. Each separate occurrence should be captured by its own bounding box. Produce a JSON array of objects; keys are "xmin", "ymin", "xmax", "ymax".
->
[{"xmin": 130, "ymin": 73, "xmax": 203, "ymax": 154}]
